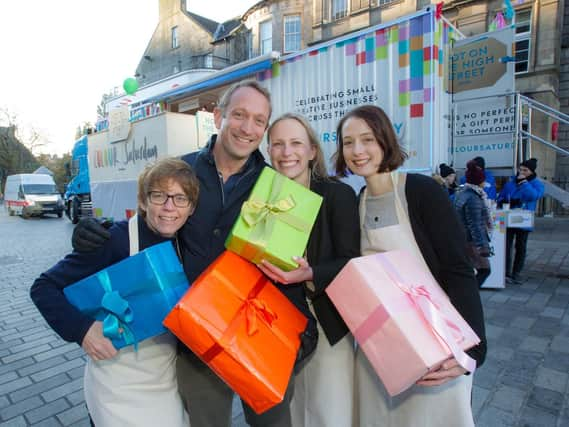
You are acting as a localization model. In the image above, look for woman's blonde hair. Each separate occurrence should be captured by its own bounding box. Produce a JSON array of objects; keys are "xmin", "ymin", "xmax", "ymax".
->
[
  {"xmin": 267, "ymin": 113, "xmax": 330, "ymax": 181},
  {"xmin": 137, "ymin": 157, "xmax": 199, "ymax": 219}
]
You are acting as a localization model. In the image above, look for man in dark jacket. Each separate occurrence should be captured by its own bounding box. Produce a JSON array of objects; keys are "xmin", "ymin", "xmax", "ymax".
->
[{"xmin": 72, "ymin": 80, "xmax": 315, "ymax": 427}]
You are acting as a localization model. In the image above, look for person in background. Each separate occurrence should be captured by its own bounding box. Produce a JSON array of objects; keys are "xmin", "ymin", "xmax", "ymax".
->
[
  {"xmin": 497, "ymin": 158, "xmax": 544, "ymax": 284},
  {"xmin": 433, "ymin": 163, "xmax": 458, "ymax": 200},
  {"xmin": 454, "ymin": 160, "xmax": 493, "ymax": 288},
  {"xmin": 258, "ymin": 113, "xmax": 360, "ymax": 427},
  {"xmin": 335, "ymin": 105, "xmax": 486, "ymax": 427},
  {"xmin": 30, "ymin": 158, "xmax": 199, "ymax": 427},
  {"xmin": 460, "ymin": 156, "xmax": 496, "ymax": 200}
]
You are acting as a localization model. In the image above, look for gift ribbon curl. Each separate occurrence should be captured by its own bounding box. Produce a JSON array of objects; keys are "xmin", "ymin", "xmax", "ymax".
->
[
  {"xmin": 201, "ymin": 273, "xmax": 284, "ymax": 363},
  {"xmin": 244, "ymin": 296, "xmax": 277, "ymax": 336},
  {"xmin": 97, "ymin": 270, "xmax": 138, "ymax": 350},
  {"xmin": 242, "ymin": 196, "xmax": 296, "ymax": 227},
  {"xmin": 376, "ymin": 256, "xmax": 477, "ymax": 374}
]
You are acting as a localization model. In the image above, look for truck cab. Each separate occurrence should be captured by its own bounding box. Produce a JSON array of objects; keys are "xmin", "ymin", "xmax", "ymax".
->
[{"xmin": 64, "ymin": 135, "xmax": 91, "ymax": 224}]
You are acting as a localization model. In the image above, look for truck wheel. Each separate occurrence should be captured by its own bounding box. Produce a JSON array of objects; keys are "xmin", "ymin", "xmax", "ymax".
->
[
  {"xmin": 57, "ymin": 211, "xmax": 63, "ymax": 218},
  {"xmin": 71, "ymin": 200, "xmax": 80, "ymax": 224},
  {"xmin": 8, "ymin": 208, "xmax": 14, "ymax": 216}
]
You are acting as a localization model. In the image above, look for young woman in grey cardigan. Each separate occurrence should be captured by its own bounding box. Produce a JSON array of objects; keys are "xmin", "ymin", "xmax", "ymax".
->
[{"xmin": 335, "ymin": 105, "xmax": 486, "ymax": 427}]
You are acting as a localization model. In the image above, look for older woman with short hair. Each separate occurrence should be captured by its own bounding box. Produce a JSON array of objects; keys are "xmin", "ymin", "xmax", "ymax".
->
[{"xmin": 31, "ymin": 158, "xmax": 199, "ymax": 427}]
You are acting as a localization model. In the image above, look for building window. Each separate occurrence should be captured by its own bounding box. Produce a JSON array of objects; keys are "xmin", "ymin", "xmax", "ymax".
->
[
  {"xmin": 284, "ymin": 15, "xmax": 301, "ymax": 53},
  {"xmin": 205, "ymin": 54, "xmax": 213, "ymax": 68},
  {"xmin": 514, "ymin": 9, "xmax": 531, "ymax": 74},
  {"xmin": 352, "ymin": 0, "xmax": 371, "ymax": 10},
  {"xmin": 370, "ymin": 0, "xmax": 396, "ymax": 6},
  {"xmin": 246, "ymin": 31, "xmax": 254, "ymax": 59},
  {"xmin": 171, "ymin": 26, "xmax": 179, "ymax": 49},
  {"xmin": 260, "ymin": 20, "xmax": 272, "ymax": 55},
  {"xmin": 333, "ymin": 0, "xmax": 348, "ymax": 20}
]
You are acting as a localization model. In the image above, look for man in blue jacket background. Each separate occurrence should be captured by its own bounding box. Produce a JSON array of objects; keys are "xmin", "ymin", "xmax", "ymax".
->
[{"xmin": 497, "ymin": 158, "xmax": 545, "ymax": 284}]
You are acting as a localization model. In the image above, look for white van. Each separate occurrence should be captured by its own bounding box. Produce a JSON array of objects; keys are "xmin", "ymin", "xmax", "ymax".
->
[{"xmin": 4, "ymin": 174, "xmax": 64, "ymax": 218}]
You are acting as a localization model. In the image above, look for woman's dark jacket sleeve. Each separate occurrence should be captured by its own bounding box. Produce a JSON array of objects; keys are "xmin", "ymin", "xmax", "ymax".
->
[
  {"xmin": 305, "ymin": 179, "xmax": 361, "ymax": 345},
  {"xmin": 310, "ymin": 180, "xmax": 361, "ymax": 294},
  {"xmin": 407, "ymin": 174, "xmax": 487, "ymax": 367},
  {"xmin": 30, "ymin": 223, "xmax": 130, "ymax": 346}
]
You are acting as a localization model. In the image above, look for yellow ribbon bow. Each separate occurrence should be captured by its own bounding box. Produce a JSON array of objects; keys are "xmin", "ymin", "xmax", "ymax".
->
[{"xmin": 241, "ymin": 195, "xmax": 296, "ymax": 227}]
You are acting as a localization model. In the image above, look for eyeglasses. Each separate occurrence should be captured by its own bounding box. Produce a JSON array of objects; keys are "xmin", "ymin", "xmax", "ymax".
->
[{"xmin": 148, "ymin": 191, "xmax": 191, "ymax": 208}]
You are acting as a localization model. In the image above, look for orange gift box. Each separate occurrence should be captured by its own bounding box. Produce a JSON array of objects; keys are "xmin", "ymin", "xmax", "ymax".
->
[{"xmin": 163, "ymin": 251, "xmax": 307, "ymax": 414}]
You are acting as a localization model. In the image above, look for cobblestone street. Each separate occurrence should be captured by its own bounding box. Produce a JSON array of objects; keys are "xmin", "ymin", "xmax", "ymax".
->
[{"xmin": 1, "ymin": 203, "xmax": 568, "ymax": 426}]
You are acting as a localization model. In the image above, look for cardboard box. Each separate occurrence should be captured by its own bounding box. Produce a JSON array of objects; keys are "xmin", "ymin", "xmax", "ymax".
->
[
  {"xmin": 163, "ymin": 251, "xmax": 307, "ymax": 414},
  {"xmin": 505, "ymin": 209, "xmax": 534, "ymax": 228},
  {"xmin": 326, "ymin": 250, "xmax": 480, "ymax": 396},
  {"xmin": 64, "ymin": 241, "xmax": 188, "ymax": 349},
  {"xmin": 225, "ymin": 167, "xmax": 322, "ymax": 271}
]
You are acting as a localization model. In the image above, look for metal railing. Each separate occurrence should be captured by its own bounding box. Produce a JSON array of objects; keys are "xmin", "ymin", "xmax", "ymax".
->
[
  {"xmin": 515, "ymin": 94, "xmax": 569, "ymax": 163},
  {"xmin": 514, "ymin": 94, "xmax": 569, "ymax": 216}
]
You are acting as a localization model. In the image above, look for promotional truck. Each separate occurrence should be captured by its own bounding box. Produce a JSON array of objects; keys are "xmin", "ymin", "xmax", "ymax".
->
[
  {"xmin": 149, "ymin": 7, "xmax": 456, "ymax": 179},
  {"xmin": 78, "ymin": 7, "xmax": 514, "ymax": 222},
  {"xmin": 82, "ymin": 110, "xmax": 215, "ymax": 221},
  {"xmin": 4, "ymin": 173, "xmax": 64, "ymax": 218}
]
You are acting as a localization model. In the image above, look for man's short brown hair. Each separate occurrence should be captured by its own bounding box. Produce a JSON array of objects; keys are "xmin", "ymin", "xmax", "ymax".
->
[{"xmin": 217, "ymin": 80, "xmax": 272, "ymax": 125}]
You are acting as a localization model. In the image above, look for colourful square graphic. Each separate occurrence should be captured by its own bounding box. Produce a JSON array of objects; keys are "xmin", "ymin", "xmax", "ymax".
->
[
  {"xmin": 399, "ymin": 40, "xmax": 409, "ymax": 55},
  {"xmin": 410, "ymin": 36, "xmax": 423, "ymax": 51},
  {"xmin": 399, "ymin": 79, "xmax": 411, "ymax": 92},
  {"xmin": 375, "ymin": 46, "xmax": 388, "ymax": 59},
  {"xmin": 410, "ymin": 50, "xmax": 424, "ymax": 78},
  {"xmin": 345, "ymin": 42, "xmax": 357, "ymax": 56},
  {"xmin": 388, "ymin": 27, "xmax": 399, "ymax": 43},
  {"xmin": 410, "ymin": 104, "xmax": 424, "ymax": 118},
  {"xmin": 376, "ymin": 29, "xmax": 387, "ymax": 46},
  {"xmin": 398, "ymin": 24, "xmax": 409, "ymax": 41},
  {"xmin": 410, "ymin": 16, "xmax": 423, "ymax": 38}
]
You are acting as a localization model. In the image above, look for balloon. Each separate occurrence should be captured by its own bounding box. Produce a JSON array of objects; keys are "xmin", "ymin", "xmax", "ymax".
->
[{"xmin": 123, "ymin": 77, "xmax": 138, "ymax": 95}]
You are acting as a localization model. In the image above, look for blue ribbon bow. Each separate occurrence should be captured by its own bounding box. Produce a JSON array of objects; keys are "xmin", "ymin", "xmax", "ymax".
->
[{"xmin": 97, "ymin": 271, "xmax": 138, "ymax": 350}]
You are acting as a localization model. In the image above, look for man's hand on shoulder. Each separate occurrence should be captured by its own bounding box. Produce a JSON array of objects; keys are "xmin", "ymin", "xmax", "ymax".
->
[{"xmin": 72, "ymin": 217, "xmax": 112, "ymax": 252}]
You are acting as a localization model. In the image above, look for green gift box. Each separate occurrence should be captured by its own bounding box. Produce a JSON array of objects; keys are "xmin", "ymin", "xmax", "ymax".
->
[{"xmin": 225, "ymin": 167, "xmax": 323, "ymax": 271}]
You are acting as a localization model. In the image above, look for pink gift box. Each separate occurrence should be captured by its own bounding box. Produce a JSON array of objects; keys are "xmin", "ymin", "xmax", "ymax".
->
[{"xmin": 326, "ymin": 250, "xmax": 480, "ymax": 396}]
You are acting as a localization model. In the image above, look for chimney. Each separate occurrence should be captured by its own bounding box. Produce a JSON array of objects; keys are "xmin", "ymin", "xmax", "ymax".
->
[{"xmin": 159, "ymin": 0, "xmax": 186, "ymax": 22}]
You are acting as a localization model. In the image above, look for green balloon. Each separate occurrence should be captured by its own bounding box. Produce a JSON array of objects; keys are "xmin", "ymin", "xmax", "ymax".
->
[{"xmin": 123, "ymin": 77, "xmax": 138, "ymax": 95}]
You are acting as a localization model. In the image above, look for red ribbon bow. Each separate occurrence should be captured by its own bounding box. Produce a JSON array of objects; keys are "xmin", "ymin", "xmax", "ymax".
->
[{"xmin": 244, "ymin": 297, "xmax": 277, "ymax": 336}]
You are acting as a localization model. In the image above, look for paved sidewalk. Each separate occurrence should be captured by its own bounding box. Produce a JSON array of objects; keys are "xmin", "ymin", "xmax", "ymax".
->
[
  {"xmin": 473, "ymin": 217, "xmax": 569, "ymax": 427},
  {"xmin": 1, "ymin": 205, "xmax": 568, "ymax": 426}
]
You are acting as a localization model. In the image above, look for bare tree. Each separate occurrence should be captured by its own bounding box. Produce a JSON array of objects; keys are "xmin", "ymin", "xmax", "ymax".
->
[
  {"xmin": 0, "ymin": 106, "xmax": 51, "ymax": 154},
  {"xmin": 97, "ymin": 92, "xmax": 114, "ymax": 119}
]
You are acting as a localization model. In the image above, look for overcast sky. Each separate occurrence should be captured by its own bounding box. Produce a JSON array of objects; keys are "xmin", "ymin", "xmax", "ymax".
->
[{"xmin": 0, "ymin": 0, "xmax": 258, "ymax": 156}]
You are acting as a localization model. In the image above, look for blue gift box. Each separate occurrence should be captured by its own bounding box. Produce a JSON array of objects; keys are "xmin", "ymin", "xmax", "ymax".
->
[{"xmin": 64, "ymin": 241, "xmax": 189, "ymax": 349}]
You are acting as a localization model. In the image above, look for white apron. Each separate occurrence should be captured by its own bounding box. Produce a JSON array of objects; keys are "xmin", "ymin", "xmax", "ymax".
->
[
  {"xmin": 355, "ymin": 173, "xmax": 474, "ymax": 427},
  {"xmin": 84, "ymin": 215, "xmax": 189, "ymax": 427},
  {"xmin": 290, "ymin": 302, "xmax": 355, "ymax": 427}
]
